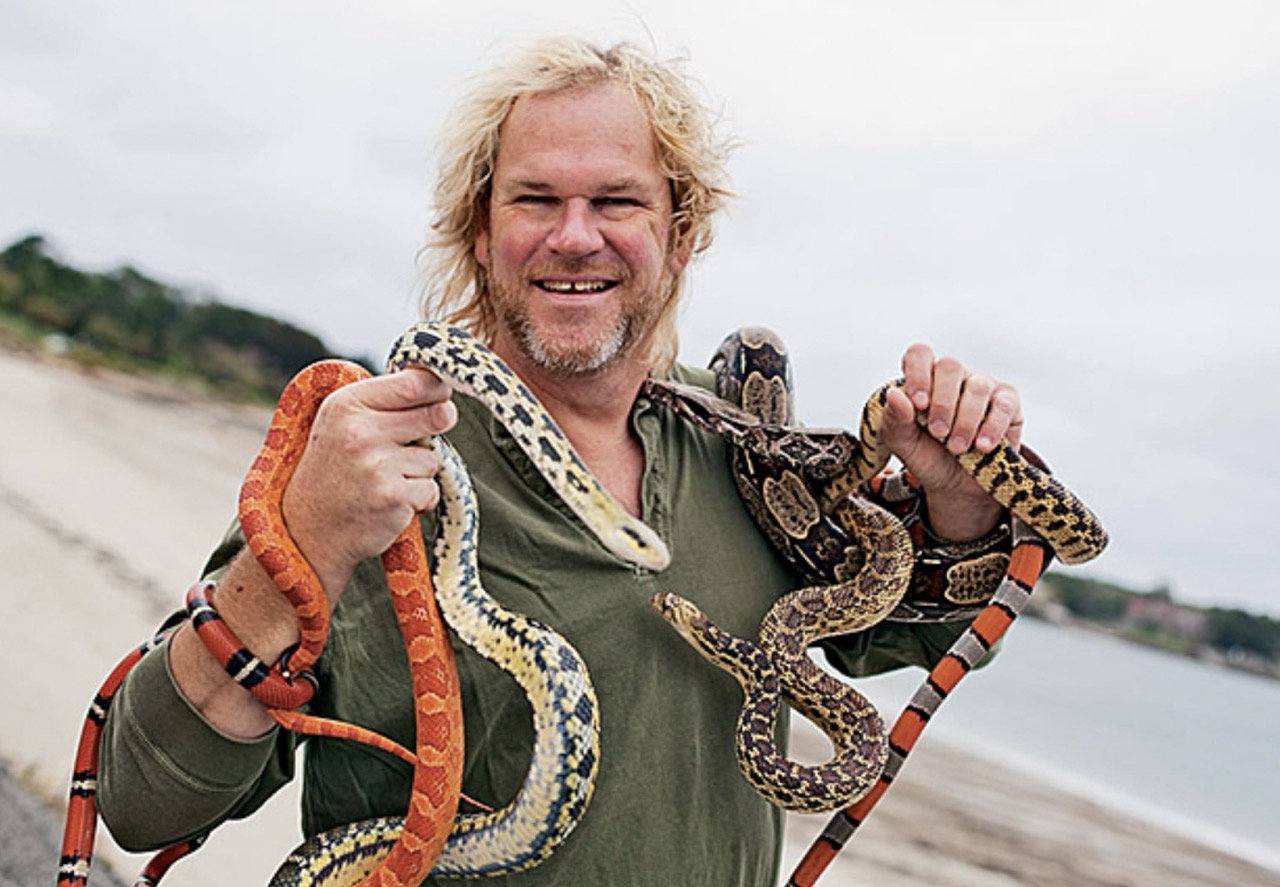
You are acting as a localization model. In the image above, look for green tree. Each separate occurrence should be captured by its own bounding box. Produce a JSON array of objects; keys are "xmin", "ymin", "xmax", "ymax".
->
[
  {"xmin": 1206, "ymin": 609, "xmax": 1280, "ymax": 658},
  {"xmin": 0, "ymin": 233, "xmax": 351, "ymax": 401},
  {"xmin": 1044, "ymin": 573, "xmax": 1131, "ymax": 623}
]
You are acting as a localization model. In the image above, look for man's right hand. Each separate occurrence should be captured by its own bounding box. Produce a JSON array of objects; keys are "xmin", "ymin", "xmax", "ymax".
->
[
  {"xmin": 282, "ymin": 367, "xmax": 457, "ymax": 603},
  {"xmin": 168, "ymin": 366, "xmax": 456, "ymax": 738}
]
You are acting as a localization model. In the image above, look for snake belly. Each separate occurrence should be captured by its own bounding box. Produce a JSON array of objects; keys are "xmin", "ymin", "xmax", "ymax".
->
[{"xmin": 273, "ymin": 323, "xmax": 670, "ymax": 883}]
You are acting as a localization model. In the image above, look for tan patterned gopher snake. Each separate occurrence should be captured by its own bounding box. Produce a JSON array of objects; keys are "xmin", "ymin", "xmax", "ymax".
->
[{"xmin": 645, "ymin": 327, "xmax": 1107, "ymax": 815}]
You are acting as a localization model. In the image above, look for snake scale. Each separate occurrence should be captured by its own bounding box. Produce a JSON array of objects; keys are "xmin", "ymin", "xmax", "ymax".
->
[
  {"xmin": 58, "ymin": 322, "xmax": 669, "ymax": 885},
  {"xmin": 644, "ymin": 327, "xmax": 1108, "ymax": 821}
]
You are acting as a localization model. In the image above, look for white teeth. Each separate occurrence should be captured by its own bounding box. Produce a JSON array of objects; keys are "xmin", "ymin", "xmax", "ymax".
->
[{"xmin": 539, "ymin": 280, "xmax": 612, "ymax": 293}]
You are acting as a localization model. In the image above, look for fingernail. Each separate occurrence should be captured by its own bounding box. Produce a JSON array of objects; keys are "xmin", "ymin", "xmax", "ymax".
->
[
  {"xmin": 976, "ymin": 435, "xmax": 992, "ymax": 450},
  {"xmin": 949, "ymin": 435, "xmax": 969, "ymax": 453},
  {"xmin": 913, "ymin": 391, "xmax": 929, "ymax": 408},
  {"xmin": 930, "ymin": 421, "xmax": 948, "ymax": 440}
]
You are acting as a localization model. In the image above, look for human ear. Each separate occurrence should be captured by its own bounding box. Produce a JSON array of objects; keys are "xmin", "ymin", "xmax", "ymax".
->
[{"xmin": 668, "ymin": 229, "xmax": 694, "ymax": 277}]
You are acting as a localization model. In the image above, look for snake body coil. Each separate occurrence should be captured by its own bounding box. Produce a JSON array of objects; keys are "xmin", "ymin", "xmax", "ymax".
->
[
  {"xmin": 271, "ymin": 323, "xmax": 671, "ymax": 883},
  {"xmin": 61, "ymin": 322, "xmax": 669, "ymax": 886},
  {"xmin": 645, "ymin": 327, "xmax": 1107, "ymax": 816}
]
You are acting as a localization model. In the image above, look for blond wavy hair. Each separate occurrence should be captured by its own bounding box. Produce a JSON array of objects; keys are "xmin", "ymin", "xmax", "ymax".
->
[{"xmin": 419, "ymin": 36, "xmax": 734, "ymax": 373}]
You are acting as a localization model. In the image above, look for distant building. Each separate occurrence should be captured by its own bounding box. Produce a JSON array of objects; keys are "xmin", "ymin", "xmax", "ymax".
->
[{"xmin": 1125, "ymin": 593, "xmax": 1210, "ymax": 642}]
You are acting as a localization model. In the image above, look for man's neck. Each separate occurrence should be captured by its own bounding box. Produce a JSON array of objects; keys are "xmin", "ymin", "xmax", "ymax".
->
[{"xmin": 494, "ymin": 343, "xmax": 650, "ymax": 517}]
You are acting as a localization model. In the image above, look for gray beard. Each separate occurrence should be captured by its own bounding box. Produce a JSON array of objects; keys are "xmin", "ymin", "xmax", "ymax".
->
[{"xmin": 508, "ymin": 309, "xmax": 635, "ymax": 378}]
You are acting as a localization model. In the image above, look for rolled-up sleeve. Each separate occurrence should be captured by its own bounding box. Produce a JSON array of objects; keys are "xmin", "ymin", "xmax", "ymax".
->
[
  {"xmin": 818, "ymin": 618, "xmax": 997, "ymax": 677},
  {"xmin": 97, "ymin": 631, "xmax": 295, "ymax": 851}
]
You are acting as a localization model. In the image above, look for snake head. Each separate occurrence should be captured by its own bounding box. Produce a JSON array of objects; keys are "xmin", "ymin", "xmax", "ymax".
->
[
  {"xmin": 647, "ymin": 592, "xmax": 706, "ymax": 638},
  {"xmin": 612, "ymin": 523, "xmax": 670, "ymax": 572}
]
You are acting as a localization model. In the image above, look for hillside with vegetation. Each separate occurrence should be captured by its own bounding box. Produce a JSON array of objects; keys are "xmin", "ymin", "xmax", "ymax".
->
[
  {"xmin": 0, "ymin": 233, "xmax": 368, "ymax": 401},
  {"xmin": 1031, "ymin": 572, "xmax": 1280, "ymax": 680}
]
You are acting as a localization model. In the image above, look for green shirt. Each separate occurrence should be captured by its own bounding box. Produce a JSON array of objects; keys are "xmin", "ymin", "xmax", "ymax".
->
[{"xmin": 99, "ymin": 364, "xmax": 971, "ymax": 886}]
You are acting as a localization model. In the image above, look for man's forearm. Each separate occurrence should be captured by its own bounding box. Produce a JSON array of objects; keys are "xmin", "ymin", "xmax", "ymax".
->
[{"xmin": 168, "ymin": 550, "xmax": 301, "ymax": 739}]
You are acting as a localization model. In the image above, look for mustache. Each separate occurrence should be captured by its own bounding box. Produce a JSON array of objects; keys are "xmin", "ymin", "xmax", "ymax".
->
[{"xmin": 525, "ymin": 259, "xmax": 630, "ymax": 282}]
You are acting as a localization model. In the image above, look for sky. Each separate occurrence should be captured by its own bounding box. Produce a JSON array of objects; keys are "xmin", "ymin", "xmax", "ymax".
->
[{"xmin": 2, "ymin": 1, "xmax": 1277, "ymax": 616}]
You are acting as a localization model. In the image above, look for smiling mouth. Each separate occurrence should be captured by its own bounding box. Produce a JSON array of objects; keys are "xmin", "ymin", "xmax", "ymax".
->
[{"xmin": 535, "ymin": 279, "xmax": 617, "ymax": 295}]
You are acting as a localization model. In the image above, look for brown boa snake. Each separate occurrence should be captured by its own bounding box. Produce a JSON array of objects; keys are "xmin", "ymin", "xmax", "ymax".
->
[{"xmin": 645, "ymin": 327, "xmax": 1108, "ymax": 815}]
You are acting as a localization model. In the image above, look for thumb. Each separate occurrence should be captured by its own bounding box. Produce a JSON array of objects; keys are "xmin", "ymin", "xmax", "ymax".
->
[
  {"xmin": 353, "ymin": 367, "xmax": 453, "ymax": 413},
  {"xmin": 878, "ymin": 384, "xmax": 961, "ymax": 492},
  {"xmin": 878, "ymin": 384, "xmax": 926, "ymax": 458}
]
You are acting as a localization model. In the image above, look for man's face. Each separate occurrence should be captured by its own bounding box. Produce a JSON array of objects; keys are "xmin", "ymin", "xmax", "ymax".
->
[{"xmin": 476, "ymin": 81, "xmax": 689, "ymax": 377}]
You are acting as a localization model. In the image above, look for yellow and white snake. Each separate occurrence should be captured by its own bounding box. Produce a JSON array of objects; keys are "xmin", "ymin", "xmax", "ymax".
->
[
  {"xmin": 60, "ymin": 322, "xmax": 669, "ymax": 885},
  {"xmin": 270, "ymin": 322, "xmax": 669, "ymax": 883}
]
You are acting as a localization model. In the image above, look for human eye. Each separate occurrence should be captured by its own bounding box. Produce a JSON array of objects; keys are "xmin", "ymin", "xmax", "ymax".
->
[
  {"xmin": 593, "ymin": 195, "xmax": 646, "ymax": 219},
  {"xmin": 511, "ymin": 193, "xmax": 558, "ymax": 207}
]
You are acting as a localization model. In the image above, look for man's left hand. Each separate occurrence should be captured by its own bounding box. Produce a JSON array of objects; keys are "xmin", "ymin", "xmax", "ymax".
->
[{"xmin": 878, "ymin": 342, "xmax": 1023, "ymax": 542}]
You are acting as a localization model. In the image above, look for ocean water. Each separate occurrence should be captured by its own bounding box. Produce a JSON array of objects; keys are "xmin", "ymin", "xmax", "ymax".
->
[{"xmin": 851, "ymin": 617, "xmax": 1280, "ymax": 872}]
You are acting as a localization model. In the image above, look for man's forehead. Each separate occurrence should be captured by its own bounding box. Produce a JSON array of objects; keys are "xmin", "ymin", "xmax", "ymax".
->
[{"xmin": 492, "ymin": 83, "xmax": 667, "ymax": 193}]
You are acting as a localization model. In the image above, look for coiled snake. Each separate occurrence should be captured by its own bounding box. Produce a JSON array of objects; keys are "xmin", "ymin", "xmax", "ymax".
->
[
  {"xmin": 644, "ymin": 327, "xmax": 1108, "ymax": 823},
  {"xmin": 58, "ymin": 322, "xmax": 669, "ymax": 885}
]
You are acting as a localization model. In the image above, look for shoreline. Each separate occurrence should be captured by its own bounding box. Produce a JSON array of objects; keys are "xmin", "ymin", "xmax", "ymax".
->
[
  {"xmin": 931, "ymin": 724, "xmax": 1280, "ymax": 876},
  {"xmin": 1027, "ymin": 610, "xmax": 1280, "ymax": 685},
  {"xmin": 779, "ymin": 716, "xmax": 1280, "ymax": 887},
  {"xmin": 3, "ymin": 341, "xmax": 1277, "ymax": 886}
]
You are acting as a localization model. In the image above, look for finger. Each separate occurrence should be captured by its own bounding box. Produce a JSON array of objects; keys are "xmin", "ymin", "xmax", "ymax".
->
[
  {"xmin": 946, "ymin": 373, "xmax": 997, "ymax": 454},
  {"xmin": 407, "ymin": 400, "xmax": 456, "ymax": 442},
  {"xmin": 925, "ymin": 355, "xmax": 966, "ymax": 443},
  {"xmin": 354, "ymin": 367, "xmax": 453, "ymax": 412},
  {"xmin": 392, "ymin": 366, "xmax": 455, "ymax": 408},
  {"xmin": 974, "ymin": 385, "xmax": 1022, "ymax": 452},
  {"xmin": 320, "ymin": 400, "xmax": 457, "ymax": 451},
  {"xmin": 397, "ymin": 442, "xmax": 442, "ymax": 480},
  {"xmin": 403, "ymin": 477, "xmax": 443, "ymax": 513},
  {"xmin": 879, "ymin": 385, "xmax": 926, "ymax": 460},
  {"xmin": 333, "ymin": 373, "xmax": 458, "ymax": 444},
  {"xmin": 882, "ymin": 384, "xmax": 919, "ymax": 427},
  {"xmin": 375, "ymin": 370, "xmax": 458, "ymax": 441},
  {"xmin": 883, "ymin": 384, "xmax": 970, "ymax": 493},
  {"xmin": 900, "ymin": 343, "xmax": 936, "ymax": 410},
  {"xmin": 433, "ymin": 397, "xmax": 459, "ymax": 428}
]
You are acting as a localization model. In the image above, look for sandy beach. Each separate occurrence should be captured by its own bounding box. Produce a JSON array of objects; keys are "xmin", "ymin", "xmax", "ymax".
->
[{"xmin": 3, "ymin": 340, "xmax": 1277, "ymax": 887}]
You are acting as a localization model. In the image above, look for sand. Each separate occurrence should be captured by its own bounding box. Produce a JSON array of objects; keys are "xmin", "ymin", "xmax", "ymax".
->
[{"xmin": 2, "ymin": 340, "xmax": 1276, "ymax": 886}]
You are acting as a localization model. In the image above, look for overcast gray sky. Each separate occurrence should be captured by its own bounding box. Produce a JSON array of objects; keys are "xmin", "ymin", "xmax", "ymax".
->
[{"xmin": 3, "ymin": 1, "xmax": 1277, "ymax": 616}]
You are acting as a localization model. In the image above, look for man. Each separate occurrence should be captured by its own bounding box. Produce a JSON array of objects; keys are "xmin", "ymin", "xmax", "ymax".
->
[{"xmin": 99, "ymin": 38, "xmax": 1023, "ymax": 884}]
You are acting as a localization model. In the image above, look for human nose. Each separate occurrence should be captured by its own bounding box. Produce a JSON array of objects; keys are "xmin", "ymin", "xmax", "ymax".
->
[{"xmin": 546, "ymin": 197, "xmax": 604, "ymax": 256}]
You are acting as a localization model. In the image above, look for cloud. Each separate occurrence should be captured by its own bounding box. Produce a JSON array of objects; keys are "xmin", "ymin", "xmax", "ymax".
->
[{"xmin": 1, "ymin": 0, "xmax": 1277, "ymax": 614}]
